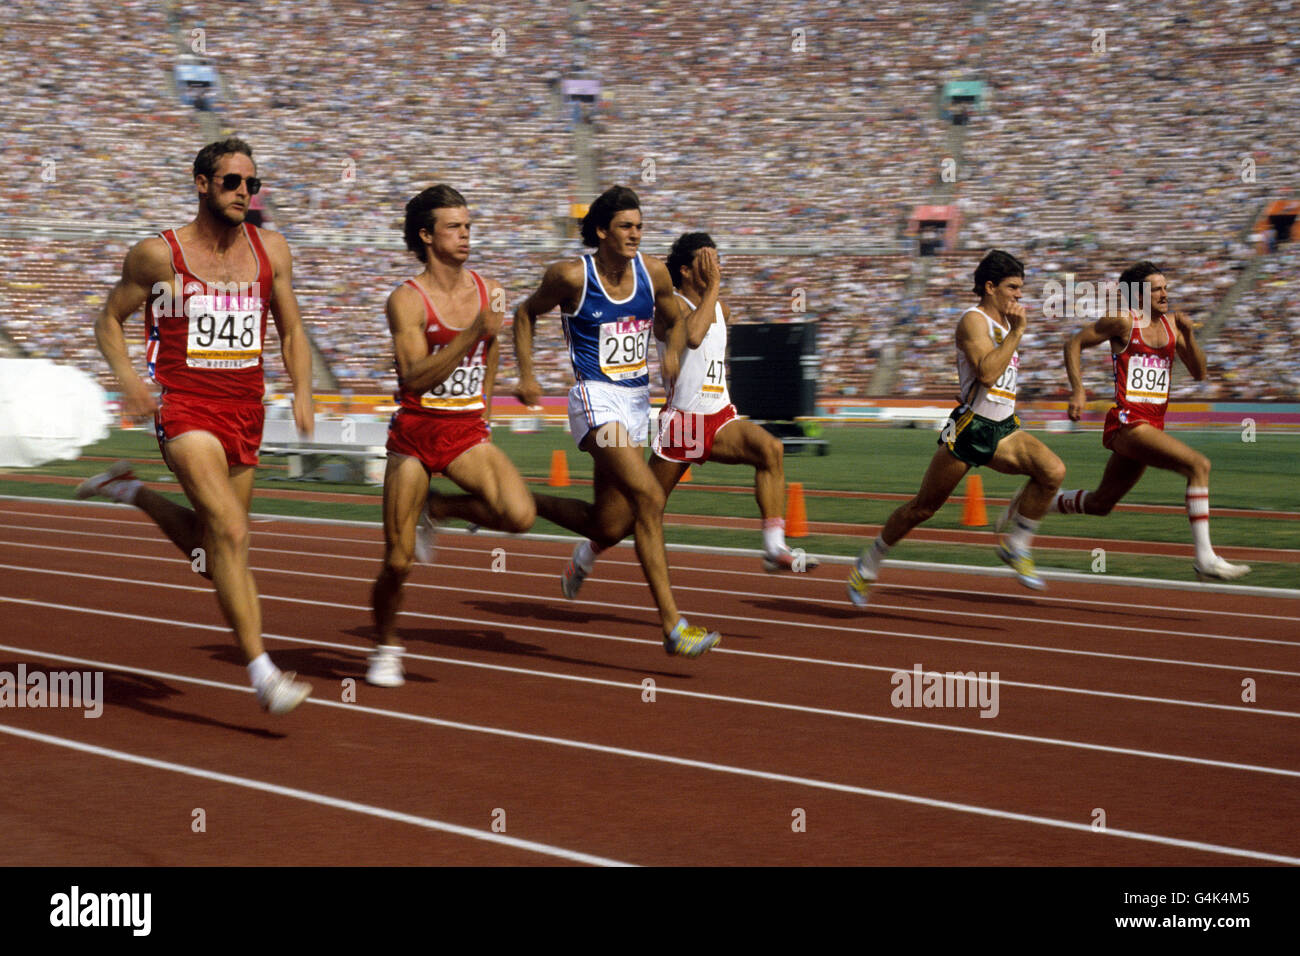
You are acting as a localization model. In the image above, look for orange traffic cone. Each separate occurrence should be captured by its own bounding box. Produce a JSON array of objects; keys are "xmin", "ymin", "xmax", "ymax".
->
[
  {"xmin": 961, "ymin": 473, "xmax": 987, "ymax": 527},
  {"xmin": 786, "ymin": 482, "xmax": 808, "ymax": 538},
  {"xmin": 548, "ymin": 449, "xmax": 570, "ymax": 487},
  {"xmin": 680, "ymin": 466, "xmax": 692, "ymax": 482}
]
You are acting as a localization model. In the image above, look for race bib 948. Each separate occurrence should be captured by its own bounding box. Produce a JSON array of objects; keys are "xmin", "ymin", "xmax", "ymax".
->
[{"xmin": 186, "ymin": 294, "xmax": 263, "ymax": 369}]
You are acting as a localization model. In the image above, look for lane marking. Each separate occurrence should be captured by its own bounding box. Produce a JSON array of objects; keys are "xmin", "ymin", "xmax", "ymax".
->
[
  {"xmin": 5, "ymin": 556, "xmax": 1299, "ymax": 692},
  {"xmin": 0, "ymin": 724, "xmax": 633, "ymax": 867},
  {"xmin": 3, "ymin": 610, "xmax": 1300, "ymax": 782},
  {"xmin": 4, "ymin": 532, "xmax": 1298, "ymax": 653},
  {"xmin": 4, "ymin": 496, "xmax": 1297, "ymax": 598},
  {"xmin": 0, "ymin": 643, "xmax": 1295, "ymax": 866}
]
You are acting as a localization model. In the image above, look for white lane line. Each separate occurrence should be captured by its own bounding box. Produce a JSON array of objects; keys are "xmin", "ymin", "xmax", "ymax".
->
[
  {"xmin": 5, "ymin": 517, "xmax": 1299, "ymax": 638},
  {"xmin": 0, "ymin": 723, "xmax": 633, "ymax": 867},
  {"xmin": 4, "ymin": 531, "xmax": 1297, "ymax": 656},
  {"xmin": 5, "ymin": 556, "xmax": 1299, "ymax": 693},
  {"xmin": 3, "ymin": 607, "xmax": 1300, "ymax": 782},
  {"xmin": 8, "ymin": 505, "xmax": 1300, "ymax": 614},
  {"xmin": 0, "ymin": 642, "xmax": 1295, "ymax": 866},
  {"xmin": 5, "ymin": 497, "xmax": 1298, "ymax": 599}
]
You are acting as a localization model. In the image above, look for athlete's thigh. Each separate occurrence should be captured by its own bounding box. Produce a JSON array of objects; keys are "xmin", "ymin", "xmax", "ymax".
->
[
  {"xmin": 988, "ymin": 430, "xmax": 1059, "ymax": 480},
  {"xmin": 229, "ymin": 464, "xmax": 256, "ymax": 514},
  {"xmin": 165, "ymin": 430, "xmax": 244, "ymax": 527},
  {"xmin": 913, "ymin": 445, "xmax": 971, "ymax": 511},
  {"xmin": 648, "ymin": 452, "xmax": 689, "ymax": 497},
  {"xmin": 1109, "ymin": 424, "xmax": 1201, "ymax": 474},
  {"xmin": 382, "ymin": 453, "xmax": 430, "ymax": 554},
  {"xmin": 706, "ymin": 418, "xmax": 769, "ymax": 467},
  {"xmin": 590, "ymin": 434, "xmax": 660, "ymax": 516},
  {"xmin": 443, "ymin": 441, "xmax": 531, "ymax": 511}
]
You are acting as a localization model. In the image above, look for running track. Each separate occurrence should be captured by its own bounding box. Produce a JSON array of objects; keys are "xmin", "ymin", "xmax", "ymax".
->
[{"xmin": 1, "ymin": 496, "xmax": 1296, "ymax": 867}]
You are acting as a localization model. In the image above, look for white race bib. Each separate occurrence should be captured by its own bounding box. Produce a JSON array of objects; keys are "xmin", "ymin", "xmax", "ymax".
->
[
  {"xmin": 186, "ymin": 294, "xmax": 263, "ymax": 369},
  {"xmin": 421, "ymin": 360, "xmax": 487, "ymax": 409},
  {"xmin": 599, "ymin": 319, "xmax": 650, "ymax": 381},
  {"xmin": 988, "ymin": 355, "xmax": 1019, "ymax": 406},
  {"xmin": 1126, "ymin": 355, "xmax": 1171, "ymax": 403},
  {"xmin": 702, "ymin": 357, "xmax": 726, "ymax": 394}
]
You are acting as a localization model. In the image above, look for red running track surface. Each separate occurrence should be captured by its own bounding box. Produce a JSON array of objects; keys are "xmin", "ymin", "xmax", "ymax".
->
[{"xmin": 0, "ymin": 497, "xmax": 1296, "ymax": 867}]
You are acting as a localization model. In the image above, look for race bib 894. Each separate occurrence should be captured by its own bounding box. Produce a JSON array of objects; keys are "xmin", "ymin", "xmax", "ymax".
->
[{"xmin": 1126, "ymin": 354, "xmax": 1171, "ymax": 404}]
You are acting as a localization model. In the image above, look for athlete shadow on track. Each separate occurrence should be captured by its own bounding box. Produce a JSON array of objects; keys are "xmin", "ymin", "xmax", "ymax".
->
[
  {"xmin": 743, "ymin": 596, "xmax": 1001, "ymax": 631},
  {"xmin": 909, "ymin": 587, "xmax": 1190, "ymax": 624},
  {"xmin": 201, "ymin": 643, "xmax": 436, "ymax": 688},
  {"xmin": 461, "ymin": 598, "xmax": 651, "ymax": 632},
  {"xmin": 90, "ymin": 668, "xmax": 284, "ymax": 740},
  {"xmin": 364, "ymin": 625, "xmax": 685, "ymax": 680}
]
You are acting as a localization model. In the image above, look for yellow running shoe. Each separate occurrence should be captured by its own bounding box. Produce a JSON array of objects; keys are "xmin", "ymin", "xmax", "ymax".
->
[
  {"xmin": 663, "ymin": 619, "xmax": 721, "ymax": 657},
  {"xmin": 996, "ymin": 541, "xmax": 1046, "ymax": 591},
  {"xmin": 846, "ymin": 564, "xmax": 874, "ymax": 607}
]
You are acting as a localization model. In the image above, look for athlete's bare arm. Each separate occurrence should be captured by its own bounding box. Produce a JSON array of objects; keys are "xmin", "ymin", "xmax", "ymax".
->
[
  {"xmin": 684, "ymin": 249, "xmax": 721, "ymax": 349},
  {"xmin": 261, "ymin": 229, "xmax": 314, "ymax": 438},
  {"xmin": 95, "ymin": 237, "xmax": 172, "ymax": 417},
  {"xmin": 1172, "ymin": 311, "xmax": 1208, "ymax": 380},
  {"xmin": 956, "ymin": 304, "xmax": 1025, "ymax": 388},
  {"xmin": 512, "ymin": 259, "xmax": 583, "ymax": 406},
  {"xmin": 1064, "ymin": 312, "xmax": 1131, "ymax": 421},
  {"xmin": 388, "ymin": 283, "xmax": 495, "ymax": 396},
  {"xmin": 647, "ymin": 255, "xmax": 713, "ymax": 388}
]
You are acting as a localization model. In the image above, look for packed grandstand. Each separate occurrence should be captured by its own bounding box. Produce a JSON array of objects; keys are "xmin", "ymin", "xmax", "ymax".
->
[{"xmin": 1, "ymin": 0, "xmax": 1296, "ymax": 406}]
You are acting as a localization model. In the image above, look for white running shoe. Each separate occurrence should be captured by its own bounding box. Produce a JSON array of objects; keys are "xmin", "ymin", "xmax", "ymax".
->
[
  {"xmin": 256, "ymin": 671, "xmax": 312, "ymax": 715},
  {"xmin": 414, "ymin": 509, "xmax": 438, "ymax": 564},
  {"xmin": 1194, "ymin": 556, "xmax": 1252, "ymax": 582},
  {"xmin": 366, "ymin": 645, "xmax": 406, "ymax": 687},
  {"xmin": 75, "ymin": 460, "xmax": 139, "ymax": 504}
]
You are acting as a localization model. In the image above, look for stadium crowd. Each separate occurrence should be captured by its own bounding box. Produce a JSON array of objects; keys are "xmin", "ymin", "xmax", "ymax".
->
[{"xmin": 1, "ymin": 0, "xmax": 1296, "ymax": 405}]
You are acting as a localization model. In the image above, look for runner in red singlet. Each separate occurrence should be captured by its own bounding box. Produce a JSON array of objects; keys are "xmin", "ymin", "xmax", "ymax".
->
[
  {"xmin": 367, "ymin": 185, "xmax": 535, "ymax": 687},
  {"xmin": 79, "ymin": 138, "xmax": 315, "ymax": 714},
  {"xmin": 1045, "ymin": 261, "xmax": 1249, "ymax": 581}
]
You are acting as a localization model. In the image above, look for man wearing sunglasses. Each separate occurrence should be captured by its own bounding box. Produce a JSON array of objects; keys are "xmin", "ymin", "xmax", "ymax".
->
[{"xmin": 79, "ymin": 138, "xmax": 316, "ymax": 716}]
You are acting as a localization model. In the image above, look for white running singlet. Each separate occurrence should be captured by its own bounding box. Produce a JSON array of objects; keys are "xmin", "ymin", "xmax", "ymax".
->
[
  {"xmin": 659, "ymin": 293, "xmax": 730, "ymax": 415},
  {"xmin": 955, "ymin": 307, "xmax": 1018, "ymax": 422}
]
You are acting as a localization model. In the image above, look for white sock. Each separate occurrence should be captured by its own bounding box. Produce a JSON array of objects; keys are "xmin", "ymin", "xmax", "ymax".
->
[
  {"xmin": 1006, "ymin": 514, "xmax": 1039, "ymax": 553},
  {"xmin": 1053, "ymin": 489, "xmax": 1088, "ymax": 515},
  {"xmin": 762, "ymin": 518, "xmax": 786, "ymax": 555},
  {"xmin": 247, "ymin": 652, "xmax": 278, "ymax": 690},
  {"xmin": 1186, "ymin": 486, "xmax": 1215, "ymax": 564},
  {"xmin": 575, "ymin": 540, "xmax": 601, "ymax": 573},
  {"xmin": 858, "ymin": 536, "xmax": 890, "ymax": 578}
]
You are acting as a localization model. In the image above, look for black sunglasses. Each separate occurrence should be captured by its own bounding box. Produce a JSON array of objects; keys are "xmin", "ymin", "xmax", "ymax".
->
[{"xmin": 218, "ymin": 173, "xmax": 261, "ymax": 194}]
